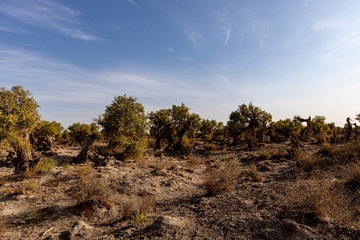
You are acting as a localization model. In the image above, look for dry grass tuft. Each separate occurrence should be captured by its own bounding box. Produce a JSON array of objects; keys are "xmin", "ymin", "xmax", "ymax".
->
[
  {"xmin": 343, "ymin": 163, "xmax": 360, "ymax": 192},
  {"xmin": 70, "ymin": 172, "xmax": 115, "ymax": 214},
  {"xmin": 240, "ymin": 165, "xmax": 263, "ymax": 182},
  {"xmin": 204, "ymin": 160, "xmax": 239, "ymax": 196},
  {"xmin": 294, "ymin": 150, "xmax": 322, "ymax": 172},
  {"xmin": 287, "ymin": 175, "xmax": 353, "ymax": 226},
  {"xmin": 319, "ymin": 143, "xmax": 337, "ymax": 156},
  {"xmin": 75, "ymin": 163, "xmax": 94, "ymax": 180},
  {"xmin": 332, "ymin": 142, "xmax": 360, "ymax": 163},
  {"xmin": 122, "ymin": 194, "xmax": 156, "ymax": 224},
  {"xmin": 188, "ymin": 153, "xmax": 203, "ymax": 166},
  {"xmin": 24, "ymin": 181, "xmax": 39, "ymax": 192},
  {"xmin": 33, "ymin": 157, "xmax": 56, "ymax": 174}
]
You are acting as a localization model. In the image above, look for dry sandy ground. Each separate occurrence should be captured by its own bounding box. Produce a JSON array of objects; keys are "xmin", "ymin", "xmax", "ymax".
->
[{"xmin": 1, "ymin": 143, "xmax": 360, "ymax": 239}]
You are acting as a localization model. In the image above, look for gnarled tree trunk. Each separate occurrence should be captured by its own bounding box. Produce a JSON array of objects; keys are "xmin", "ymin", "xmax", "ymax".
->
[
  {"xmin": 10, "ymin": 134, "xmax": 33, "ymax": 173},
  {"xmin": 74, "ymin": 135, "xmax": 97, "ymax": 163}
]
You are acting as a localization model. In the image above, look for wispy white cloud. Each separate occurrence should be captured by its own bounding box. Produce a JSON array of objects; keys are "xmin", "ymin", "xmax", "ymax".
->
[
  {"xmin": 215, "ymin": 74, "xmax": 230, "ymax": 83},
  {"xmin": 313, "ymin": 11, "xmax": 360, "ymax": 61},
  {"xmin": 184, "ymin": 28, "xmax": 203, "ymax": 49},
  {"xmin": 0, "ymin": 0, "xmax": 102, "ymax": 41},
  {"xmin": 127, "ymin": 0, "xmax": 139, "ymax": 9},
  {"xmin": 0, "ymin": 46, "xmax": 231, "ymax": 125},
  {"xmin": 182, "ymin": 56, "xmax": 193, "ymax": 62},
  {"xmin": 0, "ymin": 23, "xmax": 27, "ymax": 34},
  {"xmin": 224, "ymin": 27, "xmax": 231, "ymax": 46},
  {"xmin": 57, "ymin": 26, "xmax": 103, "ymax": 41},
  {"xmin": 111, "ymin": 23, "xmax": 132, "ymax": 31},
  {"xmin": 167, "ymin": 47, "xmax": 175, "ymax": 52},
  {"xmin": 312, "ymin": 15, "xmax": 348, "ymax": 32}
]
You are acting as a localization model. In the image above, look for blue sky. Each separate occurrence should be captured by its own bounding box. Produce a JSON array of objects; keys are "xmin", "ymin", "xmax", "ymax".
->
[{"xmin": 1, "ymin": 0, "xmax": 360, "ymax": 127}]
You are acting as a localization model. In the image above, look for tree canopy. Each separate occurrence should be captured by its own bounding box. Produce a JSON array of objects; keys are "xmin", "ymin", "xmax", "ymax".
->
[
  {"xmin": 98, "ymin": 95, "xmax": 147, "ymax": 159},
  {"xmin": 149, "ymin": 103, "xmax": 201, "ymax": 152},
  {"xmin": 227, "ymin": 102, "xmax": 272, "ymax": 148},
  {"xmin": 0, "ymin": 85, "xmax": 41, "ymax": 172}
]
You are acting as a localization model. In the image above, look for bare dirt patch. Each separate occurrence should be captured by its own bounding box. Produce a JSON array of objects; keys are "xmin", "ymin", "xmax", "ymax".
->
[{"xmin": 1, "ymin": 143, "xmax": 360, "ymax": 239}]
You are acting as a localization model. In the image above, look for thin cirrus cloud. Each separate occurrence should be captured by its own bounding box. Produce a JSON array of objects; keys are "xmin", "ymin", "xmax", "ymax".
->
[
  {"xmin": 0, "ymin": 45, "xmax": 229, "ymax": 119},
  {"xmin": 312, "ymin": 12, "xmax": 360, "ymax": 60},
  {"xmin": 127, "ymin": 0, "xmax": 139, "ymax": 9},
  {"xmin": 0, "ymin": 0, "xmax": 102, "ymax": 41},
  {"xmin": 224, "ymin": 27, "xmax": 231, "ymax": 46},
  {"xmin": 184, "ymin": 28, "xmax": 203, "ymax": 49},
  {"xmin": 0, "ymin": 23, "xmax": 28, "ymax": 34}
]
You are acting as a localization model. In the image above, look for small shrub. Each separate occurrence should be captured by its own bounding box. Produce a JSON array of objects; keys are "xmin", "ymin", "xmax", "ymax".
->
[
  {"xmin": 204, "ymin": 161, "xmax": 239, "ymax": 196},
  {"xmin": 203, "ymin": 143, "xmax": 217, "ymax": 151},
  {"xmin": 344, "ymin": 163, "xmax": 360, "ymax": 192},
  {"xmin": 150, "ymin": 164, "xmax": 166, "ymax": 176},
  {"xmin": 258, "ymin": 151, "xmax": 271, "ymax": 160},
  {"xmin": 271, "ymin": 149, "xmax": 291, "ymax": 160},
  {"xmin": 319, "ymin": 143, "xmax": 336, "ymax": 156},
  {"xmin": 333, "ymin": 142, "xmax": 360, "ymax": 163},
  {"xmin": 287, "ymin": 176, "xmax": 351, "ymax": 225},
  {"xmin": 75, "ymin": 163, "xmax": 93, "ymax": 180},
  {"xmin": 70, "ymin": 173, "xmax": 115, "ymax": 214},
  {"xmin": 240, "ymin": 165, "xmax": 263, "ymax": 182},
  {"xmin": 25, "ymin": 181, "xmax": 39, "ymax": 192},
  {"xmin": 258, "ymin": 149, "xmax": 290, "ymax": 161},
  {"xmin": 128, "ymin": 137, "xmax": 148, "ymax": 160},
  {"xmin": 132, "ymin": 211, "xmax": 148, "ymax": 225},
  {"xmin": 34, "ymin": 157, "xmax": 56, "ymax": 174},
  {"xmin": 122, "ymin": 194, "xmax": 155, "ymax": 221},
  {"xmin": 295, "ymin": 150, "xmax": 321, "ymax": 172}
]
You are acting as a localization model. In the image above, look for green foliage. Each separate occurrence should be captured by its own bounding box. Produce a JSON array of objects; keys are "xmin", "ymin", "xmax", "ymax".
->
[
  {"xmin": 269, "ymin": 118, "xmax": 293, "ymax": 143},
  {"xmin": 311, "ymin": 116, "xmax": 330, "ymax": 142},
  {"xmin": 132, "ymin": 211, "xmax": 148, "ymax": 224},
  {"xmin": 227, "ymin": 102, "xmax": 272, "ymax": 147},
  {"xmin": 0, "ymin": 86, "xmax": 40, "ymax": 139},
  {"xmin": 291, "ymin": 116, "xmax": 304, "ymax": 136},
  {"xmin": 33, "ymin": 120, "xmax": 63, "ymax": 150},
  {"xmin": 60, "ymin": 129, "xmax": 71, "ymax": 143},
  {"xmin": 148, "ymin": 103, "xmax": 201, "ymax": 151},
  {"xmin": 0, "ymin": 85, "xmax": 41, "ymax": 172},
  {"xmin": 25, "ymin": 181, "xmax": 39, "ymax": 191},
  {"xmin": 99, "ymin": 95, "xmax": 147, "ymax": 159},
  {"xmin": 68, "ymin": 122, "xmax": 100, "ymax": 146},
  {"xmin": 128, "ymin": 137, "xmax": 147, "ymax": 159},
  {"xmin": 148, "ymin": 108, "xmax": 172, "ymax": 149},
  {"xmin": 34, "ymin": 120, "xmax": 63, "ymax": 140},
  {"xmin": 200, "ymin": 119, "xmax": 218, "ymax": 142},
  {"xmin": 33, "ymin": 157, "xmax": 56, "ymax": 174}
]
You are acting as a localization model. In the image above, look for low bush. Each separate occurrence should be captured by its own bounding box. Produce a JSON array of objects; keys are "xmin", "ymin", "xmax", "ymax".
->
[
  {"xmin": 34, "ymin": 157, "xmax": 56, "ymax": 174},
  {"xmin": 344, "ymin": 163, "xmax": 360, "ymax": 192},
  {"xmin": 122, "ymin": 194, "xmax": 156, "ymax": 224},
  {"xmin": 70, "ymin": 173, "xmax": 115, "ymax": 214},
  {"xmin": 203, "ymin": 160, "xmax": 239, "ymax": 196},
  {"xmin": 240, "ymin": 165, "xmax": 263, "ymax": 182},
  {"xmin": 295, "ymin": 150, "xmax": 321, "ymax": 172},
  {"xmin": 319, "ymin": 143, "xmax": 336, "ymax": 156},
  {"xmin": 25, "ymin": 181, "xmax": 39, "ymax": 192},
  {"xmin": 287, "ymin": 176, "xmax": 351, "ymax": 225},
  {"xmin": 334, "ymin": 142, "xmax": 360, "ymax": 163}
]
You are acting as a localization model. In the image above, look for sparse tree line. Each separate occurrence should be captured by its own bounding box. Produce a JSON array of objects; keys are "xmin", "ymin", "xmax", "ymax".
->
[{"xmin": 1, "ymin": 85, "xmax": 359, "ymax": 173}]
